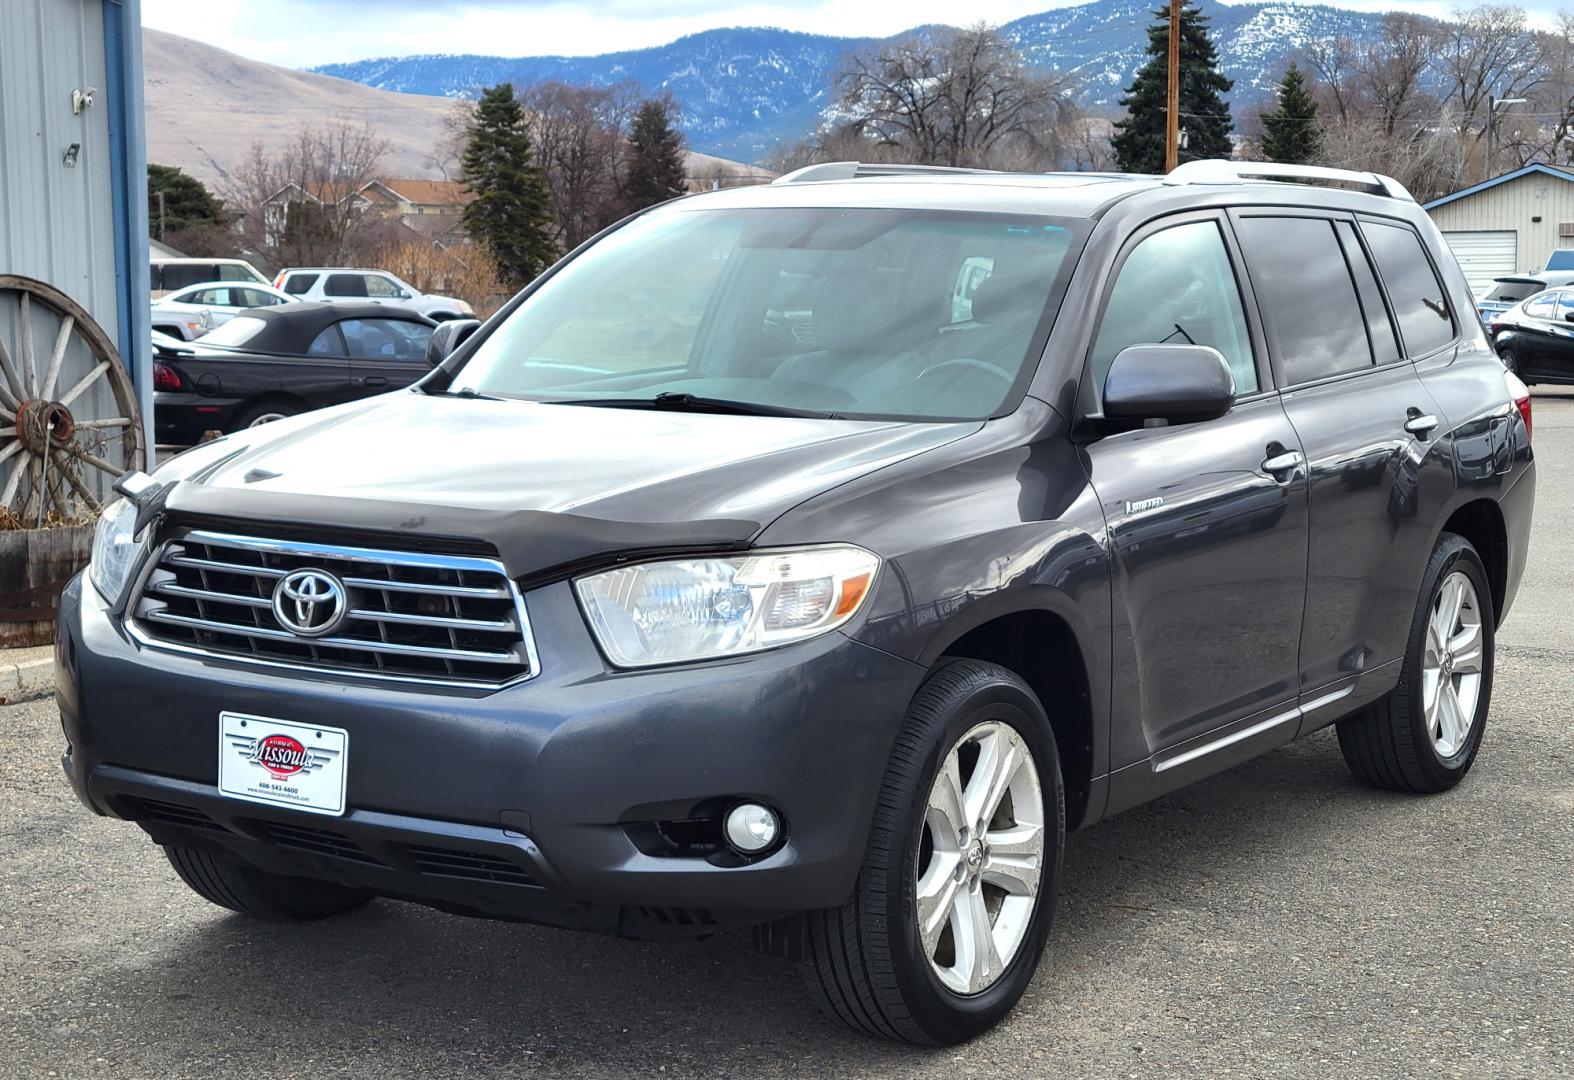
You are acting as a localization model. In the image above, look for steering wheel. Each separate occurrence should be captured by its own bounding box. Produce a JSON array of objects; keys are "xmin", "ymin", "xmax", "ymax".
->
[{"xmin": 917, "ymin": 357, "xmax": 1015, "ymax": 384}]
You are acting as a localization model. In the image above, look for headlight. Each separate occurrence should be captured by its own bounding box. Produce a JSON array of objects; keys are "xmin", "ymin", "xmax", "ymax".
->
[
  {"xmin": 88, "ymin": 498, "xmax": 146, "ymax": 604},
  {"xmin": 576, "ymin": 545, "xmax": 880, "ymax": 668}
]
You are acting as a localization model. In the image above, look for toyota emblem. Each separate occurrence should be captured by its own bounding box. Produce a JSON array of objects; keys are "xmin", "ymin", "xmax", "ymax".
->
[{"xmin": 272, "ymin": 568, "xmax": 348, "ymax": 637}]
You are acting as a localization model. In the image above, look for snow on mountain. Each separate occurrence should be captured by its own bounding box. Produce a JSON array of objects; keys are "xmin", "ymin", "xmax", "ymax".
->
[{"xmin": 311, "ymin": 0, "xmax": 1422, "ymax": 163}]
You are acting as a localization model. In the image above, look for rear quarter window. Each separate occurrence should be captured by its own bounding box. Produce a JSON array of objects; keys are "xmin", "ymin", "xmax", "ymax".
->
[
  {"xmin": 283, "ymin": 273, "xmax": 319, "ymax": 295},
  {"xmin": 1360, "ymin": 220, "xmax": 1456, "ymax": 357}
]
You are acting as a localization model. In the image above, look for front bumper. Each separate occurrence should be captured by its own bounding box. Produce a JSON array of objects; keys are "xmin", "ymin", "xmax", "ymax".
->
[{"xmin": 58, "ymin": 574, "xmax": 924, "ymax": 935}]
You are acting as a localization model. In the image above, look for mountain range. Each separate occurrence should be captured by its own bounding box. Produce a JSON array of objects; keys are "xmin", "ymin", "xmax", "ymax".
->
[
  {"xmin": 143, "ymin": 29, "xmax": 767, "ymax": 190},
  {"xmin": 313, "ymin": 0, "xmax": 1407, "ymax": 163}
]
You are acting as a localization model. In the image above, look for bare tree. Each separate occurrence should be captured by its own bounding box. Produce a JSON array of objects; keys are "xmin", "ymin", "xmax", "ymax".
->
[
  {"xmin": 227, "ymin": 118, "xmax": 391, "ymax": 268},
  {"xmin": 834, "ymin": 24, "xmax": 1081, "ymax": 169},
  {"xmin": 426, "ymin": 99, "xmax": 475, "ymax": 181},
  {"xmin": 1438, "ymin": 5, "xmax": 1542, "ymax": 178},
  {"xmin": 520, "ymin": 81, "xmax": 640, "ymax": 249}
]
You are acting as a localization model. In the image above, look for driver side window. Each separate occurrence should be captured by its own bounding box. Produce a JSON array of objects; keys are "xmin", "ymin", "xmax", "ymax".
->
[{"xmin": 1091, "ymin": 220, "xmax": 1257, "ymax": 395}]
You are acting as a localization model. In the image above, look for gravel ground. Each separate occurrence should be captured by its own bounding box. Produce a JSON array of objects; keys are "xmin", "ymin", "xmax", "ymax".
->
[{"xmin": 3, "ymin": 393, "xmax": 1571, "ymax": 1079}]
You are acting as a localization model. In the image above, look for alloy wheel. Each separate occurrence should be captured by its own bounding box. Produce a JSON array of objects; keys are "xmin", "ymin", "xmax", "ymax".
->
[
  {"xmin": 1423, "ymin": 570, "xmax": 1484, "ymax": 758},
  {"xmin": 247, "ymin": 412, "xmax": 289, "ymax": 427},
  {"xmin": 915, "ymin": 720, "xmax": 1044, "ymax": 995}
]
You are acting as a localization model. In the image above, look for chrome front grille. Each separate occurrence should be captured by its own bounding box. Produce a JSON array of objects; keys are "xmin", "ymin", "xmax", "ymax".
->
[{"xmin": 130, "ymin": 531, "xmax": 537, "ymax": 687}]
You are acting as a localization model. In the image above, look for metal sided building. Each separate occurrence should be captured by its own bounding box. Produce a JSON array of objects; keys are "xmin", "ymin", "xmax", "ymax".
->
[
  {"xmin": 1425, "ymin": 163, "xmax": 1574, "ymax": 294},
  {"xmin": 0, "ymin": 0, "xmax": 153, "ymax": 472}
]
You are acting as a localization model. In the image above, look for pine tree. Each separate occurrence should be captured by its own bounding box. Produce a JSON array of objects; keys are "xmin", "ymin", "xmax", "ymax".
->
[
  {"xmin": 622, "ymin": 98, "xmax": 688, "ymax": 212},
  {"xmin": 1259, "ymin": 63, "xmax": 1321, "ymax": 164},
  {"xmin": 147, "ymin": 164, "xmax": 223, "ymax": 235},
  {"xmin": 460, "ymin": 84, "xmax": 557, "ymax": 286},
  {"xmin": 1111, "ymin": 2, "xmax": 1234, "ymax": 174}
]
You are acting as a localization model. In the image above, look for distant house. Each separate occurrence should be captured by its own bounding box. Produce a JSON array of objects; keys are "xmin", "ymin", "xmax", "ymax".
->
[
  {"xmin": 1425, "ymin": 164, "xmax": 1574, "ymax": 293},
  {"xmin": 261, "ymin": 178, "xmax": 472, "ymax": 247}
]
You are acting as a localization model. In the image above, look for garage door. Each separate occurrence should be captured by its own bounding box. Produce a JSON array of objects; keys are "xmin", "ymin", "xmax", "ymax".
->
[{"xmin": 1441, "ymin": 230, "xmax": 1518, "ymax": 295}]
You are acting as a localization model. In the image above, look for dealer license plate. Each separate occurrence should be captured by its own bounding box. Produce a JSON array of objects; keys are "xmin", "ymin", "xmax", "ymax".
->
[{"xmin": 218, "ymin": 712, "xmax": 348, "ymax": 816}]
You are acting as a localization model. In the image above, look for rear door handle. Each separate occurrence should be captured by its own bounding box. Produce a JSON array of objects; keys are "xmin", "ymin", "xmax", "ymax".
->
[
  {"xmin": 1404, "ymin": 412, "xmax": 1439, "ymax": 437},
  {"xmin": 361, "ymin": 376, "xmax": 388, "ymax": 387},
  {"xmin": 1262, "ymin": 450, "xmax": 1303, "ymax": 478}
]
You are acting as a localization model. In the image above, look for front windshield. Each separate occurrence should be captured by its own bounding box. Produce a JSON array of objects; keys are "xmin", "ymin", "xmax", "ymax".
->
[{"xmin": 456, "ymin": 206, "xmax": 1087, "ymax": 420}]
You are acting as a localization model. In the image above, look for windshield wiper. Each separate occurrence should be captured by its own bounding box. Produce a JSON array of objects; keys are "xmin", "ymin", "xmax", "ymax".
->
[
  {"xmin": 547, "ymin": 392, "xmax": 839, "ymax": 419},
  {"xmin": 428, "ymin": 385, "xmax": 505, "ymax": 401}
]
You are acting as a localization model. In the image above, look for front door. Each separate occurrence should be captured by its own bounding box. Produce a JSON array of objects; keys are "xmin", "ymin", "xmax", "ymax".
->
[{"xmin": 1080, "ymin": 214, "xmax": 1310, "ymax": 771}]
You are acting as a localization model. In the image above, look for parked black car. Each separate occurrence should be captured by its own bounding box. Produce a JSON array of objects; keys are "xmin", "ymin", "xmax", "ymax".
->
[
  {"xmin": 63, "ymin": 160, "xmax": 1534, "ymax": 1045},
  {"xmin": 1489, "ymin": 287, "xmax": 1574, "ymax": 385},
  {"xmin": 1473, "ymin": 271, "xmax": 1574, "ymax": 329},
  {"xmin": 153, "ymin": 302, "xmax": 437, "ymax": 442}
]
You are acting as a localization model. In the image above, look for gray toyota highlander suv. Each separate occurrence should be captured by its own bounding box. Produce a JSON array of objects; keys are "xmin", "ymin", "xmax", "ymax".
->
[{"xmin": 60, "ymin": 160, "xmax": 1535, "ymax": 1044}]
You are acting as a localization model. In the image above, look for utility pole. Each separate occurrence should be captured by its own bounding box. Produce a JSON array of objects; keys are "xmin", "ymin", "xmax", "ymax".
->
[
  {"xmin": 1486, "ymin": 95, "xmax": 1528, "ymax": 183},
  {"xmin": 1165, "ymin": 0, "xmax": 1181, "ymax": 173},
  {"xmin": 157, "ymin": 190, "xmax": 166, "ymax": 241}
]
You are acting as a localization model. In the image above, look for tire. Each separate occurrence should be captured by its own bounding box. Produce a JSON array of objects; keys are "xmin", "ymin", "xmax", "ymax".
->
[
  {"xmin": 1336, "ymin": 533, "xmax": 1494, "ymax": 793},
  {"xmin": 163, "ymin": 845, "xmax": 373, "ymax": 921},
  {"xmin": 229, "ymin": 399, "xmax": 300, "ymax": 431},
  {"xmin": 797, "ymin": 659, "xmax": 1065, "ymax": 1045},
  {"xmin": 1498, "ymin": 347, "xmax": 1519, "ymax": 376}
]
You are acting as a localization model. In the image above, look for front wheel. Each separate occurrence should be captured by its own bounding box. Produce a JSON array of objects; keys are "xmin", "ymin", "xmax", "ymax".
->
[
  {"xmin": 164, "ymin": 845, "xmax": 373, "ymax": 921},
  {"xmin": 798, "ymin": 659, "xmax": 1064, "ymax": 1044},
  {"xmin": 1337, "ymin": 533, "xmax": 1493, "ymax": 793}
]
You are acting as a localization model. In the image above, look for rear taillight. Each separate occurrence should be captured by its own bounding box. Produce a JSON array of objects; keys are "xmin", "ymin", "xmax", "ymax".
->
[
  {"xmin": 1505, "ymin": 369, "xmax": 1532, "ymax": 441},
  {"xmin": 273, "ymin": 272, "xmax": 285, "ymax": 289},
  {"xmin": 153, "ymin": 361, "xmax": 183, "ymax": 392}
]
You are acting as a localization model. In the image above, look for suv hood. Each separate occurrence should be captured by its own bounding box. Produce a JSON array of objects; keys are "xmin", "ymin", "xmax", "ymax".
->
[{"xmin": 161, "ymin": 393, "xmax": 979, "ymax": 579}]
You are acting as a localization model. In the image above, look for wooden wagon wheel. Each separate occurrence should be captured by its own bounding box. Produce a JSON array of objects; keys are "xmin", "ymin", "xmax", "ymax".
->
[{"xmin": 0, "ymin": 274, "xmax": 143, "ymax": 526}]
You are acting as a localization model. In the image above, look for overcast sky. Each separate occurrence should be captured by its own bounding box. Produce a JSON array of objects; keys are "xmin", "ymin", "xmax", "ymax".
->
[{"xmin": 139, "ymin": 0, "xmax": 1473, "ymax": 69}]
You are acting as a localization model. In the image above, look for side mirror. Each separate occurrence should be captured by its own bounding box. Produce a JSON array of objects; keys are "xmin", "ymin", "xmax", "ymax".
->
[
  {"xmin": 1562, "ymin": 311, "xmax": 1574, "ymax": 323},
  {"xmin": 1102, "ymin": 344, "xmax": 1237, "ymax": 424},
  {"xmin": 425, "ymin": 318, "xmax": 482, "ymax": 367}
]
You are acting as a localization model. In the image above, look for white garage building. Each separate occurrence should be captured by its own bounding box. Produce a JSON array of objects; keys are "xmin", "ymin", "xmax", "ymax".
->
[{"xmin": 1425, "ymin": 163, "xmax": 1574, "ymax": 294}]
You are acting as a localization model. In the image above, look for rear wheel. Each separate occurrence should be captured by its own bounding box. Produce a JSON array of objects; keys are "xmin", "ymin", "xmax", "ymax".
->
[
  {"xmin": 1337, "ymin": 534, "xmax": 1493, "ymax": 793},
  {"xmin": 164, "ymin": 845, "xmax": 373, "ymax": 921},
  {"xmin": 229, "ymin": 398, "xmax": 301, "ymax": 431},
  {"xmin": 797, "ymin": 660, "xmax": 1064, "ymax": 1045},
  {"xmin": 1497, "ymin": 347, "xmax": 1519, "ymax": 376}
]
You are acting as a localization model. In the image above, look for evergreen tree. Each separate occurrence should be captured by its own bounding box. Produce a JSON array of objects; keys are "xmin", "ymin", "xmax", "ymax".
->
[
  {"xmin": 1111, "ymin": 2, "xmax": 1234, "ymax": 174},
  {"xmin": 147, "ymin": 163, "xmax": 223, "ymax": 235},
  {"xmin": 622, "ymin": 98, "xmax": 688, "ymax": 212},
  {"xmin": 461, "ymin": 84, "xmax": 557, "ymax": 285},
  {"xmin": 1259, "ymin": 63, "xmax": 1321, "ymax": 164}
]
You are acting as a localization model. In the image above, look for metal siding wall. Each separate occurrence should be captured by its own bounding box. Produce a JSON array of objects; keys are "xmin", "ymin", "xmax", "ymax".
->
[
  {"xmin": 0, "ymin": 0, "xmax": 133, "ymax": 501},
  {"xmin": 1427, "ymin": 174, "xmax": 1574, "ymax": 272},
  {"xmin": 0, "ymin": 0, "xmax": 117, "ymax": 329}
]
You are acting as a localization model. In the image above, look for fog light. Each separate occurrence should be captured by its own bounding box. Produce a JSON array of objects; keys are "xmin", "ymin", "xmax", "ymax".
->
[{"xmin": 724, "ymin": 802, "xmax": 781, "ymax": 854}]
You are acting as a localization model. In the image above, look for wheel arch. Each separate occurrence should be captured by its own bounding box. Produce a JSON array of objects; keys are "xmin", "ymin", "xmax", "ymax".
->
[
  {"xmin": 1439, "ymin": 497, "xmax": 1508, "ymax": 622},
  {"xmin": 923, "ymin": 599, "xmax": 1099, "ymax": 830}
]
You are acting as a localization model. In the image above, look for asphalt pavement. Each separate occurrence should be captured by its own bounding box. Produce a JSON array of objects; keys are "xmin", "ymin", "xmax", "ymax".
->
[{"xmin": 4, "ymin": 392, "xmax": 1572, "ymax": 1079}]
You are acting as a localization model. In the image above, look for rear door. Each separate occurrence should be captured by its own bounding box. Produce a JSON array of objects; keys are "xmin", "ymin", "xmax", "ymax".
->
[
  {"xmin": 1080, "ymin": 212, "xmax": 1310, "ymax": 776},
  {"xmin": 1232, "ymin": 210, "xmax": 1456, "ymax": 721},
  {"xmin": 1510, "ymin": 291, "xmax": 1560, "ymax": 373},
  {"xmin": 337, "ymin": 317, "xmax": 435, "ymax": 394}
]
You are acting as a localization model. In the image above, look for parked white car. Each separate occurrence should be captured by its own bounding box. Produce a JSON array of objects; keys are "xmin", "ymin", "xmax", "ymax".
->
[
  {"xmin": 149, "ymin": 281, "xmax": 294, "ymax": 340},
  {"xmin": 150, "ymin": 257, "xmax": 269, "ymax": 298},
  {"xmin": 273, "ymin": 267, "xmax": 474, "ymax": 321}
]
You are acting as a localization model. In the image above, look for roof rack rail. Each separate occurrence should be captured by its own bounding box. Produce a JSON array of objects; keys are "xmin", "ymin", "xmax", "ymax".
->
[
  {"xmin": 1167, "ymin": 160, "xmax": 1415, "ymax": 202},
  {"xmin": 772, "ymin": 161, "xmax": 1000, "ymax": 185}
]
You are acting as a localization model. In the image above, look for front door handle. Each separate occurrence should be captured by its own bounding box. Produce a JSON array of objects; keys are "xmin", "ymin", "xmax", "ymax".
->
[
  {"xmin": 1262, "ymin": 449, "xmax": 1304, "ymax": 478},
  {"xmin": 1404, "ymin": 412, "xmax": 1439, "ymax": 437},
  {"xmin": 361, "ymin": 376, "xmax": 388, "ymax": 387}
]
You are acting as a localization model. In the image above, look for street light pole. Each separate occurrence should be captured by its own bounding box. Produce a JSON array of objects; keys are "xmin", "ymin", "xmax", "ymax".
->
[{"xmin": 1487, "ymin": 94, "xmax": 1528, "ymax": 182}]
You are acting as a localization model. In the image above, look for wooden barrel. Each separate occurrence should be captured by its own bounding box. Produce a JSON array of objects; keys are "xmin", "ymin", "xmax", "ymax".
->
[{"xmin": 0, "ymin": 523, "xmax": 94, "ymax": 647}]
